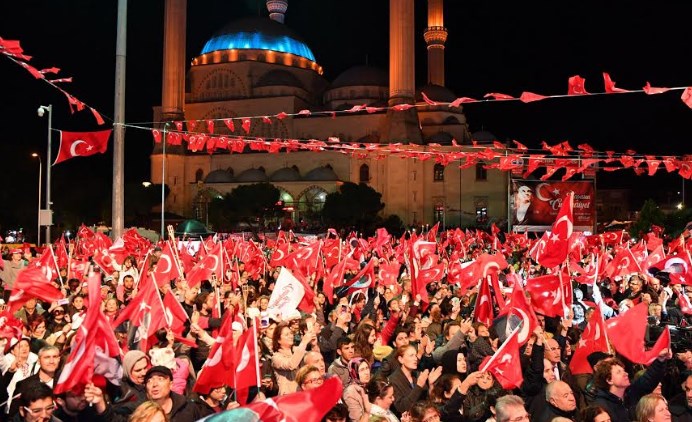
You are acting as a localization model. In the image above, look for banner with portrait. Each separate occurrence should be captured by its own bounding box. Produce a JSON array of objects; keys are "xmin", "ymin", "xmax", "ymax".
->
[{"xmin": 509, "ymin": 179, "xmax": 596, "ymax": 232}]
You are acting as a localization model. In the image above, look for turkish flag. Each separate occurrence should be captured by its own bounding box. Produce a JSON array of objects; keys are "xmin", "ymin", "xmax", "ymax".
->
[
  {"xmin": 8, "ymin": 266, "xmax": 64, "ymax": 313},
  {"xmin": 54, "ymin": 130, "xmax": 112, "ymax": 165},
  {"xmin": 269, "ymin": 241, "xmax": 289, "ymax": 267},
  {"xmin": 162, "ymin": 289, "xmax": 189, "ymax": 335},
  {"xmin": 232, "ymin": 325, "xmax": 261, "ymax": 395},
  {"xmin": 479, "ymin": 324, "xmax": 523, "ymax": 389},
  {"xmin": 569, "ymin": 307, "xmax": 609, "ymax": 375},
  {"xmin": 208, "ymin": 377, "xmax": 342, "ymax": 422},
  {"xmin": 324, "ymin": 256, "xmax": 358, "ymax": 304},
  {"xmin": 55, "ymin": 272, "xmax": 121, "ymax": 394},
  {"xmin": 187, "ymin": 243, "xmax": 224, "ymax": 287},
  {"xmin": 604, "ymin": 247, "xmax": 641, "ymax": 279},
  {"xmin": 606, "ymin": 302, "xmax": 671, "ymax": 364},
  {"xmin": 111, "ymin": 272, "xmax": 166, "ymax": 351},
  {"xmin": 498, "ymin": 281, "xmax": 538, "ymax": 346},
  {"xmin": 525, "ymin": 273, "xmax": 568, "ymax": 318},
  {"xmin": 603, "ymin": 72, "xmax": 630, "ymax": 93},
  {"xmin": 193, "ymin": 311, "xmax": 235, "ymax": 394},
  {"xmin": 28, "ymin": 246, "xmax": 60, "ymax": 283},
  {"xmin": 567, "ymin": 75, "xmax": 589, "ymax": 95},
  {"xmin": 152, "ymin": 242, "xmax": 182, "ymax": 286},
  {"xmin": 474, "ymin": 276, "xmax": 494, "ymax": 327},
  {"xmin": 536, "ymin": 192, "xmax": 573, "ymax": 268}
]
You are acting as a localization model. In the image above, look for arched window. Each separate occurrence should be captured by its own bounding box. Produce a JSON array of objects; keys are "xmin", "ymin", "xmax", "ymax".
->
[
  {"xmin": 433, "ymin": 163, "xmax": 445, "ymax": 182},
  {"xmin": 475, "ymin": 162, "xmax": 487, "ymax": 181},
  {"xmin": 359, "ymin": 164, "xmax": 370, "ymax": 183},
  {"xmin": 195, "ymin": 169, "xmax": 204, "ymax": 182}
]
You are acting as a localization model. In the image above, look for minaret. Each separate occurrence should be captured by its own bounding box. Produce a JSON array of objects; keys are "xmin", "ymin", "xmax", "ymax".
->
[
  {"xmin": 161, "ymin": 0, "xmax": 186, "ymax": 120},
  {"xmin": 388, "ymin": 0, "xmax": 416, "ymax": 105},
  {"xmin": 424, "ymin": 0, "xmax": 447, "ymax": 86},
  {"xmin": 267, "ymin": 0, "xmax": 288, "ymax": 23}
]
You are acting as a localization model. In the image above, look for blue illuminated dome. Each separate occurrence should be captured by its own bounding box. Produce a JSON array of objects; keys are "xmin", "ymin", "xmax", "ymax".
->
[{"xmin": 200, "ymin": 17, "xmax": 316, "ymax": 62}]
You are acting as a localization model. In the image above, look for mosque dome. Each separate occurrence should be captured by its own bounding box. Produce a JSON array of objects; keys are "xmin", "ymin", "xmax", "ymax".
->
[
  {"xmin": 331, "ymin": 65, "xmax": 388, "ymax": 89},
  {"xmin": 304, "ymin": 166, "xmax": 339, "ymax": 181},
  {"xmin": 204, "ymin": 169, "xmax": 234, "ymax": 183},
  {"xmin": 236, "ymin": 167, "xmax": 268, "ymax": 183},
  {"xmin": 416, "ymin": 84, "xmax": 457, "ymax": 103},
  {"xmin": 471, "ymin": 130, "xmax": 499, "ymax": 144},
  {"xmin": 270, "ymin": 167, "xmax": 302, "ymax": 181},
  {"xmin": 200, "ymin": 17, "xmax": 316, "ymax": 62}
]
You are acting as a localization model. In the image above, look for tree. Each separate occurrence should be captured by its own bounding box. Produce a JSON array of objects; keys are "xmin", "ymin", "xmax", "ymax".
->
[
  {"xmin": 322, "ymin": 182, "xmax": 385, "ymax": 235},
  {"xmin": 630, "ymin": 199, "xmax": 665, "ymax": 238},
  {"xmin": 208, "ymin": 183, "xmax": 281, "ymax": 233},
  {"xmin": 382, "ymin": 214, "xmax": 405, "ymax": 238}
]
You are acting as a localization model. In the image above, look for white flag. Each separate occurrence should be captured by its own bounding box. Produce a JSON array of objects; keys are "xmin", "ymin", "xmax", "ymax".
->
[{"xmin": 267, "ymin": 267, "xmax": 305, "ymax": 320}]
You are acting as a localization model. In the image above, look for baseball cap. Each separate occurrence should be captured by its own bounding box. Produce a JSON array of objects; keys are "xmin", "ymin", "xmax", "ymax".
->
[
  {"xmin": 144, "ymin": 365, "xmax": 173, "ymax": 384},
  {"xmin": 10, "ymin": 249, "xmax": 22, "ymax": 255}
]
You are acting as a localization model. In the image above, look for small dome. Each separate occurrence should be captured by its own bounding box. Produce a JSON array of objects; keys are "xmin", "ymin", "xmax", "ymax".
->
[
  {"xmin": 425, "ymin": 131, "xmax": 455, "ymax": 146},
  {"xmin": 204, "ymin": 169, "xmax": 234, "ymax": 183},
  {"xmin": 200, "ymin": 17, "xmax": 316, "ymax": 61},
  {"xmin": 270, "ymin": 167, "xmax": 302, "ymax": 181},
  {"xmin": 236, "ymin": 168, "xmax": 268, "ymax": 183},
  {"xmin": 471, "ymin": 130, "xmax": 498, "ymax": 144},
  {"xmin": 416, "ymin": 84, "xmax": 457, "ymax": 103},
  {"xmin": 304, "ymin": 166, "xmax": 338, "ymax": 181},
  {"xmin": 256, "ymin": 69, "xmax": 305, "ymax": 89},
  {"xmin": 331, "ymin": 65, "xmax": 388, "ymax": 89}
]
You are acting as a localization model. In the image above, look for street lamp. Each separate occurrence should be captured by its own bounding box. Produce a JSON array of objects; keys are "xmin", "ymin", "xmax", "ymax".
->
[
  {"xmin": 31, "ymin": 153, "xmax": 41, "ymax": 245},
  {"xmin": 37, "ymin": 104, "xmax": 53, "ymax": 243}
]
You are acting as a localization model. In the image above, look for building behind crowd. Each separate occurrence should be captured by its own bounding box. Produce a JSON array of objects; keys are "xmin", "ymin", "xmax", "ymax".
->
[{"xmin": 151, "ymin": 0, "xmax": 508, "ymax": 228}]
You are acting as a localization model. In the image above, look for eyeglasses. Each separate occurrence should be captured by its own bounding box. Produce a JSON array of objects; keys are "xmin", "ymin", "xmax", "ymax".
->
[
  {"xmin": 303, "ymin": 377, "xmax": 324, "ymax": 386},
  {"xmin": 23, "ymin": 403, "xmax": 56, "ymax": 415}
]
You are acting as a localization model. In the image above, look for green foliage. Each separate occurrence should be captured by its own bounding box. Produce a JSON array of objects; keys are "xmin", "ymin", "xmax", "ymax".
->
[
  {"xmin": 663, "ymin": 207, "xmax": 692, "ymax": 237},
  {"xmin": 630, "ymin": 199, "xmax": 665, "ymax": 237},
  {"xmin": 209, "ymin": 183, "xmax": 281, "ymax": 231},
  {"xmin": 321, "ymin": 182, "xmax": 385, "ymax": 235}
]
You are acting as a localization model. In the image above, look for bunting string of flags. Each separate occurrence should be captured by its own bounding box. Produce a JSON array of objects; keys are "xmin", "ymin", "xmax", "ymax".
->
[
  {"xmin": 4, "ymin": 35, "xmax": 692, "ymax": 176},
  {"xmin": 0, "ymin": 36, "xmax": 108, "ymax": 125}
]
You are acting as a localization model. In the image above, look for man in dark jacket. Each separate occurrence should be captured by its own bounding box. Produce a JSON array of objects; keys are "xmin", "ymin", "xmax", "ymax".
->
[
  {"xmin": 592, "ymin": 349, "xmax": 671, "ymax": 422},
  {"xmin": 670, "ymin": 372, "xmax": 692, "ymax": 422},
  {"xmin": 537, "ymin": 381, "xmax": 577, "ymax": 422},
  {"xmin": 85, "ymin": 366, "xmax": 214, "ymax": 422}
]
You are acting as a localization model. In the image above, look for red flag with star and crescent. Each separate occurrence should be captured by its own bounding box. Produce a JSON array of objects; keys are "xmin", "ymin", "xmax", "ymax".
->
[
  {"xmin": 535, "ymin": 192, "xmax": 574, "ymax": 268},
  {"xmin": 569, "ymin": 307, "xmax": 609, "ymax": 375},
  {"xmin": 54, "ymin": 130, "xmax": 112, "ymax": 165},
  {"xmin": 479, "ymin": 324, "xmax": 523, "ymax": 389}
]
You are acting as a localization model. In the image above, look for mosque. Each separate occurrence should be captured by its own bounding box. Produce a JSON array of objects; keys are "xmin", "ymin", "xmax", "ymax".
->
[{"xmin": 150, "ymin": 0, "xmax": 508, "ymax": 229}]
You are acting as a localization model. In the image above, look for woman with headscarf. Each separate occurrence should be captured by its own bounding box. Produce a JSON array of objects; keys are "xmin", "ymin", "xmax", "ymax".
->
[
  {"xmin": 0, "ymin": 337, "xmax": 38, "ymax": 415},
  {"xmin": 343, "ymin": 357, "xmax": 372, "ymax": 422},
  {"xmin": 115, "ymin": 350, "xmax": 150, "ymax": 405}
]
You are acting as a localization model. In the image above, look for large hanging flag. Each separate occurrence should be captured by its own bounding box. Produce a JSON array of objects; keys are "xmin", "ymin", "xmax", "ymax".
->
[{"xmin": 53, "ymin": 129, "xmax": 112, "ymax": 165}]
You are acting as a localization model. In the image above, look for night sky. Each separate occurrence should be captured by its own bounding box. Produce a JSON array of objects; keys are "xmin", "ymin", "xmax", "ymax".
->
[{"xmin": 2, "ymin": 1, "xmax": 691, "ymax": 239}]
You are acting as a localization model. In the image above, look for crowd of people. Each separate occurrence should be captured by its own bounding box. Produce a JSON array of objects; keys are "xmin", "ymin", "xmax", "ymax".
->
[{"xmin": 0, "ymin": 225, "xmax": 692, "ymax": 422}]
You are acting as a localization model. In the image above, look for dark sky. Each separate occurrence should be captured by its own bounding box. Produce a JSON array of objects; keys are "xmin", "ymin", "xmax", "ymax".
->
[{"xmin": 2, "ymin": 0, "xmax": 692, "ymax": 236}]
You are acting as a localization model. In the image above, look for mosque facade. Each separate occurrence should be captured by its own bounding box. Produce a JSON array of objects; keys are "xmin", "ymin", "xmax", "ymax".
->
[{"xmin": 151, "ymin": 0, "xmax": 508, "ymax": 229}]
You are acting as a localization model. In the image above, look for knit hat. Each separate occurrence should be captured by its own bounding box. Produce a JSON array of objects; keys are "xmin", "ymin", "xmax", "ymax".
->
[{"xmin": 123, "ymin": 350, "xmax": 148, "ymax": 380}]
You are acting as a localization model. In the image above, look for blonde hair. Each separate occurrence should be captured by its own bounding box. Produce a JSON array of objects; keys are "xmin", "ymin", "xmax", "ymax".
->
[
  {"xmin": 295, "ymin": 365, "xmax": 320, "ymax": 386},
  {"xmin": 128, "ymin": 401, "xmax": 168, "ymax": 422},
  {"xmin": 635, "ymin": 393, "xmax": 667, "ymax": 422}
]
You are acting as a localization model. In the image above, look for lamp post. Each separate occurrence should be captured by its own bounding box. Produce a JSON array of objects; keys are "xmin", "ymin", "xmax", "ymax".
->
[
  {"xmin": 31, "ymin": 153, "xmax": 42, "ymax": 246},
  {"xmin": 37, "ymin": 105, "xmax": 53, "ymax": 243}
]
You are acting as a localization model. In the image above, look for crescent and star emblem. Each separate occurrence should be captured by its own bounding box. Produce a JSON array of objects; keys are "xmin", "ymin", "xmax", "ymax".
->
[{"xmin": 69, "ymin": 140, "xmax": 87, "ymax": 157}]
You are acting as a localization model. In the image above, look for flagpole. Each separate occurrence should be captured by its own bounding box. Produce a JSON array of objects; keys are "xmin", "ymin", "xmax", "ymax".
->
[{"xmin": 48, "ymin": 244, "xmax": 65, "ymax": 289}]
